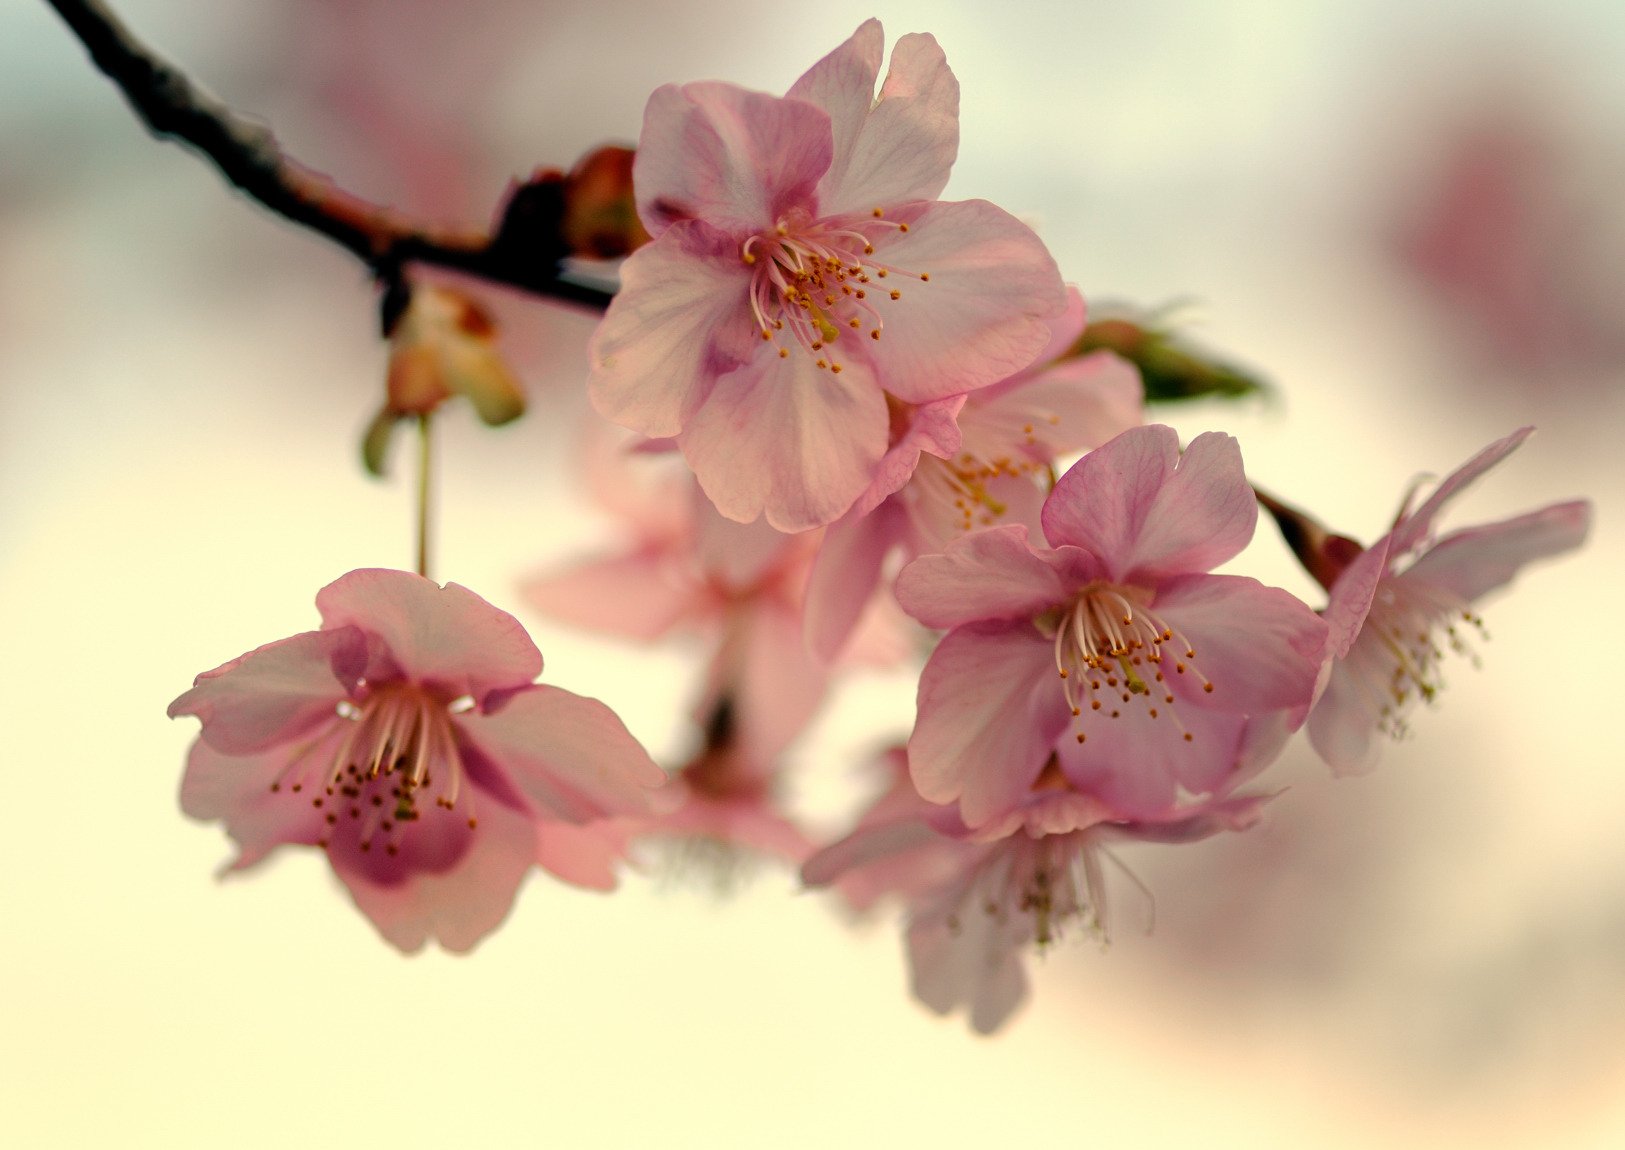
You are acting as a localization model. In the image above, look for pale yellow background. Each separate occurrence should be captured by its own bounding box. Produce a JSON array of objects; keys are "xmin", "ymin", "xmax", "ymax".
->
[{"xmin": 3, "ymin": 2, "xmax": 1623, "ymax": 1147}]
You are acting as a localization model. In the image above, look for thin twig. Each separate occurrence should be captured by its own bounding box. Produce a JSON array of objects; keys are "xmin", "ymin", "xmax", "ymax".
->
[{"xmin": 45, "ymin": 0, "xmax": 613, "ymax": 309}]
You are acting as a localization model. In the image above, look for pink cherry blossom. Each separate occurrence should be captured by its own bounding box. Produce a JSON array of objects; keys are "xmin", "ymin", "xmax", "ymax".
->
[
  {"xmin": 896, "ymin": 424, "xmax": 1326, "ymax": 828},
  {"xmin": 804, "ymin": 286, "xmax": 1143, "ymax": 659},
  {"xmin": 169, "ymin": 568, "xmax": 670, "ymax": 953},
  {"xmin": 805, "ymin": 752, "xmax": 1269, "ymax": 1034},
  {"xmin": 524, "ymin": 440, "xmax": 834, "ymax": 768},
  {"xmin": 589, "ymin": 19, "xmax": 1067, "ymax": 532},
  {"xmin": 631, "ymin": 701, "xmax": 818, "ymax": 888},
  {"xmin": 1307, "ymin": 428, "xmax": 1591, "ymax": 773}
]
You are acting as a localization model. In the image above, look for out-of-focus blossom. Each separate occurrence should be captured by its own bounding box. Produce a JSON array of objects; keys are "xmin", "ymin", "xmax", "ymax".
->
[
  {"xmin": 806, "ymin": 754, "xmax": 1269, "ymax": 1034},
  {"xmin": 897, "ymin": 424, "xmax": 1326, "ymax": 827},
  {"xmin": 1306, "ymin": 428, "xmax": 1591, "ymax": 773},
  {"xmin": 589, "ymin": 19, "xmax": 1066, "ymax": 531},
  {"xmin": 363, "ymin": 283, "xmax": 526, "ymax": 475},
  {"xmin": 169, "ymin": 568, "xmax": 669, "ymax": 953},
  {"xmin": 633, "ymin": 698, "xmax": 816, "ymax": 889},
  {"xmin": 805, "ymin": 287, "xmax": 1143, "ymax": 659},
  {"xmin": 524, "ymin": 441, "xmax": 832, "ymax": 768}
]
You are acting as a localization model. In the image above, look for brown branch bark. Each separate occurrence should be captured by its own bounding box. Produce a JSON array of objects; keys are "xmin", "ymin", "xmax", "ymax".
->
[{"xmin": 45, "ymin": 0, "xmax": 613, "ymax": 310}]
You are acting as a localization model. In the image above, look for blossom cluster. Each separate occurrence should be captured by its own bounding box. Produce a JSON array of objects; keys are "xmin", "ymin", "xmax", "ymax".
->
[{"xmin": 166, "ymin": 20, "xmax": 1592, "ymax": 1032}]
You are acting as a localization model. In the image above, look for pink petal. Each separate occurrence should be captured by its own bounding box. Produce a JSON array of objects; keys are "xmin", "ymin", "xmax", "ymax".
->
[
  {"xmin": 733, "ymin": 599, "xmax": 833, "ymax": 764},
  {"xmin": 895, "ymin": 525, "xmax": 1099, "ymax": 630},
  {"xmin": 850, "ymin": 395, "xmax": 965, "ymax": 520},
  {"xmin": 691, "ymin": 486, "xmax": 801, "ymax": 590},
  {"xmin": 522, "ymin": 550, "xmax": 699, "ymax": 642},
  {"xmin": 179, "ymin": 732, "xmax": 332, "ymax": 870},
  {"xmin": 909, "ymin": 621, "xmax": 1071, "ymax": 827},
  {"xmin": 805, "ymin": 500, "xmax": 906, "ymax": 662},
  {"xmin": 1402, "ymin": 499, "xmax": 1591, "ymax": 603},
  {"xmin": 534, "ymin": 819, "xmax": 630, "ymax": 891},
  {"xmin": 1390, "ymin": 427, "xmax": 1534, "ymax": 558},
  {"xmin": 989, "ymin": 350, "xmax": 1144, "ymax": 458},
  {"xmin": 678, "ymin": 352, "xmax": 888, "ymax": 532},
  {"xmin": 907, "ymin": 883, "xmax": 1030, "ymax": 1034},
  {"xmin": 316, "ymin": 569, "xmax": 542, "ymax": 702},
  {"xmin": 1153, "ymin": 573, "xmax": 1328, "ymax": 716},
  {"xmin": 589, "ymin": 221, "xmax": 757, "ymax": 438},
  {"xmin": 168, "ymin": 628, "xmax": 360, "ymax": 755},
  {"xmin": 1306, "ymin": 648, "xmax": 1386, "ymax": 776},
  {"xmin": 1118, "ymin": 792, "xmax": 1271, "ymax": 844},
  {"xmin": 793, "ymin": 25, "xmax": 960, "ymax": 215},
  {"xmin": 1041, "ymin": 426, "xmax": 1256, "ymax": 581},
  {"xmin": 633, "ymin": 82, "xmax": 833, "ymax": 237},
  {"xmin": 1057, "ymin": 701, "xmax": 1249, "ymax": 818},
  {"xmin": 330, "ymin": 791, "xmax": 536, "ymax": 954},
  {"xmin": 1321, "ymin": 536, "xmax": 1393, "ymax": 661},
  {"xmin": 456, "ymin": 684, "xmax": 669, "ymax": 823},
  {"xmin": 856, "ymin": 200, "xmax": 1066, "ymax": 403}
]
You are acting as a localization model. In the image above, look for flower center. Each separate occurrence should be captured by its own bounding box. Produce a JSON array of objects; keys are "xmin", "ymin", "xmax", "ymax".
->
[
  {"xmin": 943, "ymin": 830, "xmax": 1108, "ymax": 950},
  {"xmin": 1364, "ymin": 579, "xmax": 1485, "ymax": 738},
  {"xmin": 908, "ymin": 409, "xmax": 1059, "ymax": 537},
  {"xmin": 269, "ymin": 681, "xmax": 477, "ymax": 855},
  {"xmin": 740, "ymin": 208, "xmax": 927, "ymax": 374},
  {"xmin": 1049, "ymin": 584, "xmax": 1212, "ymax": 744}
]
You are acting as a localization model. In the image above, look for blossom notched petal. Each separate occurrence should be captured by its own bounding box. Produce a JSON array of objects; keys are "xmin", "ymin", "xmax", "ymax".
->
[
  {"xmin": 589, "ymin": 21, "xmax": 1066, "ymax": 531},
  {"xmin": 900, "ymin": 424, "xmax": 1324, "ymax": 830},
  {"xmin": 170, "ymin": 569, "xmax": 667, "ymax": 952},
  {"xmin": 1305, "ymin": 429, "xmax": 1591, "ymax": 775}
]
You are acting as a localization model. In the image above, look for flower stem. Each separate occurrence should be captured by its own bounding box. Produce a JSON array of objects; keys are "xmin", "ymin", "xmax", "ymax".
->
[{"xmin": 415, "ymin": 413, "xmax": 433, "ymax": 579}]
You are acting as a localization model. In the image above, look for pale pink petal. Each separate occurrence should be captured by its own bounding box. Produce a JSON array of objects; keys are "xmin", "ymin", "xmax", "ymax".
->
[
  {"xmin": 1321, "ymin": 536, "xmax": 1393, "ymax": 661},
  {"xmin": 522, "ymin": 551, "xmax": 699, "ymax": 642},
  {"xmin": 734, "ymin": 600, "xmax": 833, "ymax": 764},
  {"xmin": 1117, "ymin": 793, "xmax": 1271, "ymax": 844},
  {"xmin": 856, "ymin": 200, "xmax": 1066, "ymax": 402},
  {"xmin": 1056, "ymin": 699, "xmax": 1248, "ymax": 818},
  {"xmin": 316, "ymin": 569, "xmax": 541, "ymax": 701},
  {"xmin": 850, "ymin": 395, "xmax": 965, "ymax": 519},
  {"xmin": 1390, "ymin": 427, "xmax": 1534, "ymax": 558},
  {"xmin": 1041, "ymin": 427, "xmax": 1256, "ymax": 581},
  {"xmin": 813, "ymin": 30, "xmax": 959, "ymax": 215},
  {"xmin": 1402, "ymin": 499, "xmax": 1591, "ymax": 603},
  {"xmin": 801, "ymin": 818, "xmax": 949, "ymax": 891},
  {"xmin": 895, "ymin": 526, "xmax": 1100, "ymax": 630},
  {"xmin": 909, "ymin": 622, "xmax": 1071, "ymax": 827},
  {"xmin": 785, "ymin": 20, "xmax": 885, "ymax": 198},
  {"xmin": 993, "ymin": 351, "xmax": 1144, "ymax": 458},
  {"xmin": 1306, "ymin": 649, "xmax": 1387, "ymax": 776},
  {"xmin": 633, "ymin": 82, "xmax": 833, "ymax": 236},
  {"xmin": 966, "ymin": 284, "xmax": 1087, "ymax": 406},
  {"xmin": 805, "ymin": 500, "xmax": 906, "ymax": 662},
  {"xmin": 589, "ymin": 222, "xmax": 756, "ymax": 438},
  {"xmin": 168, "ymin": 628, "xmax": 360, "ymax": 755},
  {"xmin": 456, "ymin": 684, "xmax": 669, "ymax": 823},
  {"xmin": 907, "ymin": 884, "xmax": 1029, "ymax": 1034},
  {"xmin": 1153, "ymin": 573, "xmax": 1327, "ymax": 716},
  {"xmin": 330, "ymin": 792, "xmax": 535, "ymax": 954},
  {"xmin": 679, "ymin": 352, "xmax": 887, "ymax": 532},
  {"xmin": 691, "ymin": 486, "xmax": 801, "ymax": 590},
  {"xmin": 179, "ymin": 732, "xmax": 332, "ymax": 870},
  {"xmin": 534, "ymin": 819, "xmax": 629, "ymax": 891}
]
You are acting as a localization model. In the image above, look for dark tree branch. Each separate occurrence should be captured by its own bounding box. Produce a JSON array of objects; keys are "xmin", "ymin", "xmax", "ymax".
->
[{"xmin": 45, "ymin": 0, "xmax": 614, "ymax": 310}]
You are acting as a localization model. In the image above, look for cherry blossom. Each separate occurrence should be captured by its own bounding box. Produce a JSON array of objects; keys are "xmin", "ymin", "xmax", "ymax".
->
[
  {"xmin": 1306, "ymin": 428, "xmax": 1592, "ymax": 773},
  {"xmin": 589, "ymin": 19, "xmax": 1066, "ymax": 532},
  {"xmin": 169, "ymin": 568, "xmax": 669, "ymax": 952},
  {"xmin": 804, "ymin": 286, "xmax": 1143, "ymax": 659},
  {"xmin": 805, "ymin": 752, "xmax": 1269, "ymax": 1033},
  {"xmin": 523, "ymin": 440, "xmax": 834, "ymax": 769},
  {"xmin": 897, "ymin": 424, "xmax": 1326, "ymax": 828}
]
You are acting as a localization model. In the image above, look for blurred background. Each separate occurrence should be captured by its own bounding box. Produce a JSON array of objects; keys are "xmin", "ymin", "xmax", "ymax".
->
[{"xmin": 2, "ymin": 1, "xmax": 1622, "ymax": 1146}]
